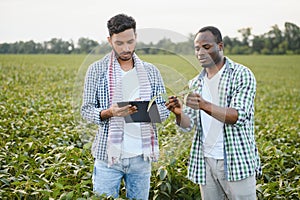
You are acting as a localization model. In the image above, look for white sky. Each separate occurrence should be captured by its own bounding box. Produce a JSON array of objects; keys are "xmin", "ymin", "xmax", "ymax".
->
[{"xmin": 0, "ymin": 0, "xmax": 299, "ymax": 43}]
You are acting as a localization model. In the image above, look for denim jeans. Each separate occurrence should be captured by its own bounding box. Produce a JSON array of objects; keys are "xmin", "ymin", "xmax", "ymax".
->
[
  {"xmin": 200, "ymin": 157, "xmax": 256, "ymax": 200},
  {"xmin": 93, "ymin": 155, "xmax": 151, "ymax": 200}
]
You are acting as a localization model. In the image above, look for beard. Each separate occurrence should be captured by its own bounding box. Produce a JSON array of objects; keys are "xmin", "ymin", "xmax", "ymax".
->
[
  {"xmin": 199, "ymin": 54, "xmax": 222, "ymax": 68},
  {"xmin": 113, "ymin": 49, "xmax": 135, "ymax": 61},
  {"xmin": 201, "ymin": 61, "xmax": 215, "ymax": 68},
  {"xmin": 198, "ymin": 56, "xmax": 215, "ymax": 68}
]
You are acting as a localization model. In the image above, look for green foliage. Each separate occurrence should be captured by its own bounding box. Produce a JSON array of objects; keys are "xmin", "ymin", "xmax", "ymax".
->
[
  {"xmin": 0, "ymin": 54, "xmax": 299, "ymax": 199},
  {"xmin": 0, "ymin": 22, "xmax": 299, "ymax": 55},
  {"xmin": 0, "ymin": 55, "xmax": 96, "ymax": 199},
  {"xmin": 150, "ymin": 117, "xmax": 201, "ymax": 199},
  {"xmin": 231, "ymin": 55, "xmax": 300, "ymax": 199}
]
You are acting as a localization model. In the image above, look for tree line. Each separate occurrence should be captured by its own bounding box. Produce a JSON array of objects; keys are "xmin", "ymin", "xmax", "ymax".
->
[{"xmin": 0, "ymin": 22, "xmax": 299, "ymax": 55}]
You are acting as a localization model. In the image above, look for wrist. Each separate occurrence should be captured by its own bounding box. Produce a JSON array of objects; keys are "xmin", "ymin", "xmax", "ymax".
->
[
  {"xmin": 199, "ymin": 99, "xmax": 208, "ymax": 110},
  {"xmin": 175, "ymin": 113, "xmax": 182, "ymax": 125},
  {"xmin": 100, "ymin": 108, "xmax": 113, "ymax": 120},
  {"xmin": 107, "ymin": 107, "xmax": 113, "ymax": 118},
  {"xmin": 99, "ymin": 110, "xmax": 103, "ymax": 121}
]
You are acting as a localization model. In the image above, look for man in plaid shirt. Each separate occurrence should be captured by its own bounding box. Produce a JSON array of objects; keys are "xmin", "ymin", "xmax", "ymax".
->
[
  {"xmin": 81, "ymin": 14, "xmax": 169, "ymax": 199},
  {"xmin": 166, "ymin": 26, "xmax": 261, "ymax": 199}
]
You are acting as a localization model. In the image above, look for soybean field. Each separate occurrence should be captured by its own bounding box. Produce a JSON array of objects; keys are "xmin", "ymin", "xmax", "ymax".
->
[{"xmin": 0, "ymin": 54, "xmax": 299, "ymax": 199}]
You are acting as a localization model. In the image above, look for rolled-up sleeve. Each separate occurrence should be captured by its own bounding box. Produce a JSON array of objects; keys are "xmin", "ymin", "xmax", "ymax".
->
[
  {"xmin": 230, "ymin": 68, "xmax": 256, "ymax": 127},
  {"xmin": 148, "ymin": 65, "xmax": 170, "ymax": 122},
  {"xmin": 178, "ymin": 105, "xmax": 196, "ymax": 132},
  {"xmin": 178, "ymin": 77, "xmax": 200, "ymax": 132}
]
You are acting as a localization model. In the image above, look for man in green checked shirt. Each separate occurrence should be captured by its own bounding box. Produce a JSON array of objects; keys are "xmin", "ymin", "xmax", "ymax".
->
[{"xmin": 166, "ymin": 26, "xmax": 262, "ymax": 199}]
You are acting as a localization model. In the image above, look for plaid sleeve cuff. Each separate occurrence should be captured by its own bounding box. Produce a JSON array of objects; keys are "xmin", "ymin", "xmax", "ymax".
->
[{"xmin": 234, "ymin": 107, "xmax": 246, "ymax": 126}]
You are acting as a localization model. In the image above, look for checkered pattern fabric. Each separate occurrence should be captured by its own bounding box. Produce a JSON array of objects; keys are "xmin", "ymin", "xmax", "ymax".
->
[
  {"xmin": 81, "ymin": 52, "xmax": 169, "ymax": 161},
  {"xmin": 182, "ymin": 57, "xmax": 262, "ymax": 184}
]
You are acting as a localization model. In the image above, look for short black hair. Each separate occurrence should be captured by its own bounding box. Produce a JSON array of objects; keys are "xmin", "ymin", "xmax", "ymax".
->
[
  {"xmin": 107, "ymin": 14, "xmax": 136, "ymax": 36},
  {"xmin": 197, "ymin": 26, "xmax": 223, "ymax": 43}
]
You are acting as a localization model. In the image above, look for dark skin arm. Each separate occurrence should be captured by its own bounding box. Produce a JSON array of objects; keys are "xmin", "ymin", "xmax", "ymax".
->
[
  {"xmin": 186, "ymin": 93, "xmax": 238, "ymax": 124},
  {"xmin": 165, "ymin": 93, "xmax": 238, "ymax": 126},
  {"xmin": 165, "ymin": 96, "xmax": 192, "ymax": 128}
]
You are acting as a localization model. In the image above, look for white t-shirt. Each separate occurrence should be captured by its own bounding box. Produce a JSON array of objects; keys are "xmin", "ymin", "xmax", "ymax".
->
[
  {"xmin": 121, "ymin": 68, "xmax": 143, "ymax": 158},
  {"xmin": 201, "ymin": 66, "xmax": 225, "ymax": 159}
]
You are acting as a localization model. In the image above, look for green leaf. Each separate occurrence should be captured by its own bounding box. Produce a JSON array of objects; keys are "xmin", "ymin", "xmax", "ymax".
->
[
  {"xmin": 147, "ymin": 93, "xmax": 169, "ymax": 112},
  {"xmin": 66, "ymin": 191, "xmax": 74, "ymax": 199},
  {"xmin": 147, "ymin": 95, "xmax": 159, "ymax": 112},
  {"xmin": 158, "ymin": 167, "xmax": 168, "ymax": 180},
  {"xmin": 55, "ymin": 182, "xmax": 64, "ymax": 190},
  {"xmin": 160, "ymin": 93, "xmax": 169, "ymax": 101}
]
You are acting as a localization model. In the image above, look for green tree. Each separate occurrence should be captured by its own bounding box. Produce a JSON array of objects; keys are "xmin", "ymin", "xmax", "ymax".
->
[
  {"xmin": 284, "ymin": 22, "xmax": 300, "ymax": 53},
  {"xmin": 265, "ymin": 25, "xmax": 285, "ymax": 54},
  {"xmin": 156, "ymin": 38, "xmax": 176, "ymax": 54},
  {"xmin": 23, "ymin": 40, "xmax": 37, "ymax": 54},
  {"xmin": 252, "ymin": 35, "xmax": 265, "ymax": 54},
  {"xmin": 238, "ymin": 27, "xmax": 252, "ymax": 46},
  {"xmin": 0, "ymin": 43, "xmax": 10, "ymax": 53},
  {"xmin": 77, "ymin": 37, "xmax": 99, "ymax": 54}
]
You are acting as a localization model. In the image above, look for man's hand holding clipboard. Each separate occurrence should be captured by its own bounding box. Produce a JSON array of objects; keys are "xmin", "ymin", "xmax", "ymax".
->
[{"xmin": 117, "ymin": 100, "xmax": 161, "ymax": 123}]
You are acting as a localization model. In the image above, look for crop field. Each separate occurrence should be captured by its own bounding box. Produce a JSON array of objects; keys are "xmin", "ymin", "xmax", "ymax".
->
[{"xmin": 0, "ymin": 54, "xmax": 299, "ymax": 199}]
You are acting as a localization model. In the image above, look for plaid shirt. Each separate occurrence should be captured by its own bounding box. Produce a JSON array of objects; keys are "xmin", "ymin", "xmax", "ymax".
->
[
  {"xmin": 81, "ymin": 53, "xmax": 169, "ymax": 161},
  {"xmin": 183, "ymin": 57, "xmax": 262, "ymax": 184}
]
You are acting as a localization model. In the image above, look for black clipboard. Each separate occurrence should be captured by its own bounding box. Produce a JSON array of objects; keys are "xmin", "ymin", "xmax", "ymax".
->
[{"xmin": 117, "ymin": 100, "xmax": 161, "ymax": 123}]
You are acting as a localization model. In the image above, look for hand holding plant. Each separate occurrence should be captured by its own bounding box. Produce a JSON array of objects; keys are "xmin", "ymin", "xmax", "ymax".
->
[
  {"xmin": 147, "ymin": 86, "xmax": 198, "ymax": 112},
  {"xmin": 165, "ymin": 96, "xmax": 182, "ymax": 115}
]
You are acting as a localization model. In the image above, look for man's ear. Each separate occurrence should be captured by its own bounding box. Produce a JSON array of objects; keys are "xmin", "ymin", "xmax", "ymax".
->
[
  {"xmin": 218, "ymin": 42, "xmax": 224, "ymax": 51},
  {"xmin": 107, "ymin": 37, "xmax": 112, "ymax": 46}
]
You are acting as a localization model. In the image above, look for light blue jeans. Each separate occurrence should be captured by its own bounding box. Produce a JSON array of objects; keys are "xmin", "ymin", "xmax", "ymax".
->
[{"xmin": 93, "ymin": 155, "xmax": 151, "ymax": 200}]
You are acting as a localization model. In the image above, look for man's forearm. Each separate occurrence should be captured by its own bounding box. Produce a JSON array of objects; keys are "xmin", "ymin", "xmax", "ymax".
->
[
  {"xmin": 176, "ymin": 113, "xmax": 191, "ymax": 128},
  {"xmin": 201, "ymin": 101, "xmax": 238, "ymax": 124},
  {"xmin": 100, "ymin": 108, "xmax": 113, "ymax": 120}
]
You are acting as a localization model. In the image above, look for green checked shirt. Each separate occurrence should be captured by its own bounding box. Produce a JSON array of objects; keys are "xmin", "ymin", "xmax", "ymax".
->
[{"xmin": 182, "ymin": 57, "xmax": 261, "ymax": 184}]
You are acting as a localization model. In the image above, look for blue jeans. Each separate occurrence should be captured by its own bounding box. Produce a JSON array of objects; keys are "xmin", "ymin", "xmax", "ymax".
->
[{"xmin": 93, "ymin": 155, "xmax": 151, "ymax": 200}]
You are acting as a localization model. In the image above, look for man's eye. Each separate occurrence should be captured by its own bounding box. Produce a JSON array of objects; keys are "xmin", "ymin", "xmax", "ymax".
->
[{"xmin": 203, "ymin": 45, "xmax": 210, "ymax": 50}]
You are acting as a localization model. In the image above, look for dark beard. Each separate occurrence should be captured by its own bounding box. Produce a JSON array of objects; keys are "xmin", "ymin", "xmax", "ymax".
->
[
  {"xmin": 202, "ymin": 62, "xmax": 215, "ymax": 68},
  {"xmin": 202, "ymin": 56, "xmax": 223, "ymax": 68},
  {"xmin": 113, "ymin": 49, "xmax": 135, "ymax": 61}
]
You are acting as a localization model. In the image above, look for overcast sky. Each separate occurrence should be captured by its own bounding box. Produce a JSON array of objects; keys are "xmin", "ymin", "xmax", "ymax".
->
[{"xmin": 0, "ymin": 0, "xmax": 299, "ymax": 43}]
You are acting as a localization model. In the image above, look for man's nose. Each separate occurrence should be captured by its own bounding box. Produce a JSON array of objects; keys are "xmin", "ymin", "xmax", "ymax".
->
[
  {"xmin": 124, "ymin": 45, "xmax": 130, "ymax": 51},
  {"xmin": 198, "ymin": 47, "xmax": 206, "ymax": 54}
]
